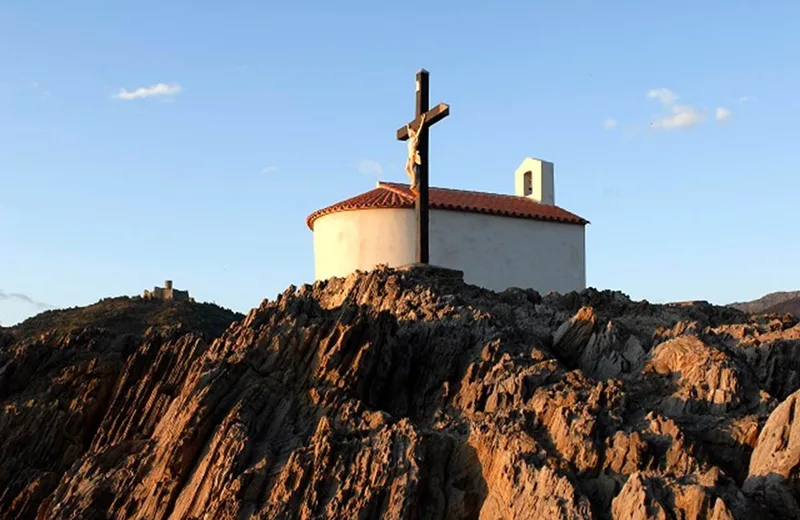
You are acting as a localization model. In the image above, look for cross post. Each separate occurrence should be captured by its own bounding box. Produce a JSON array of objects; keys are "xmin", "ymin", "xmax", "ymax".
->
[{"xmin": 396, "ymin": 69, "xmax": 450, "ymax": 264}]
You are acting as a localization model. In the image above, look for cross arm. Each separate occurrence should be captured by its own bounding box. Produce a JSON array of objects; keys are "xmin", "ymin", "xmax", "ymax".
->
[{"xmin": 396, "ymin": 103, "xmax": 450, "ymax": 141}]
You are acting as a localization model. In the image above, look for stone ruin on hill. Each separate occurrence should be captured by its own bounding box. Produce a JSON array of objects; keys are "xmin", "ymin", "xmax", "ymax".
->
[{"xmin": 142, "ymin": 279, "xmax": 194, "ymax": 303}]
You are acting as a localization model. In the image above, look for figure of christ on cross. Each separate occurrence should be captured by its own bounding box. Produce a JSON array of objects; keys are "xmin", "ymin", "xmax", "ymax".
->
[
  {"xmin": 396, "ymin": 69, "xmax": 450, "ymax": 264},
  {"xmin": 404, "ymin": 113, "xmax": 426, "ymax": 195}
]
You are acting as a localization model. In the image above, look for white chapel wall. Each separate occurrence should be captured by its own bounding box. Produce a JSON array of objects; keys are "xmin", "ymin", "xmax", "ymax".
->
[
  {"xmin": 429, "ymin": 210, "xmax": 585, "ymax": 294},
  {"xmin": 312, "ymin": 208, "xmax": 416, "ymax": 281},
  {"xmin": 312, "ymin": 208, "xmax": 585, "ymax": 294}
]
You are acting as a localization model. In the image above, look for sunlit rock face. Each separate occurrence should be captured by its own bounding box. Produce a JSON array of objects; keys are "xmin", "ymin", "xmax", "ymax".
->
[{"xmin": 1, "ymin": 265, "xmax": 800, "ymax": 519}]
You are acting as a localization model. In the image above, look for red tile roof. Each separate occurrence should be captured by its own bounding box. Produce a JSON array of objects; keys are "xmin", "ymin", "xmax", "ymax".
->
[{"xmin": 306, "ymin": 182, "xmax": 589, "ymax": 230}]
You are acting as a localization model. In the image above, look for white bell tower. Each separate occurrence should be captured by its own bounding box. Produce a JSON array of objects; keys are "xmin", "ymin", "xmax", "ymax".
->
[{"xmin": 514, "ymin": 157, "xmax": 555, "ymax": 205}]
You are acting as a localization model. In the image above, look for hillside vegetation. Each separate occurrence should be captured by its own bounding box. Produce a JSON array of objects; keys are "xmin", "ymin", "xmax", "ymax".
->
[{"xmin": 7, "ymin": 295, "xmax": 243, "ymax": 341}]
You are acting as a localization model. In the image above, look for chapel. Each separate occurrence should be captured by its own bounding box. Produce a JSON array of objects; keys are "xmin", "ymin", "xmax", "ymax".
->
[{"xmin": 306, "ymin": 157, "xmax": 589, "ymax": 295}]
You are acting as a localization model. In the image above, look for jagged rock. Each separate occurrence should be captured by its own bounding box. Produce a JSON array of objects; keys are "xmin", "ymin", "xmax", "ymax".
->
[
  {"xmin": 634, "ymin": 335, "xmax": 776, "ymax": 484},
  {"xmin": 611, "ymin": 470, "xmax": 753, "ymax": 520},
  {"xmin": 2, "ymin": 266, "xmax": 800, "ymax": 518},
  {"xmin": 737, "ymin": 335, "xmax": 800, "ymax": 402},
  {"xmin": 0, "ymin": 329, "xmax": 127, "ymax": 519},
  {"xmin": 743, "ymin": 389, "xmax": 800, "ymax": 518},
  {"xmin": 647, "ymin": 336, "xmax": 752, "ymax": 415},
  {"xmin": 553, "ymin": 306, "xmax": 598, "ymax": 363},
  {"xmin": 551, "ymin": 307, "xmax": 648, "ymax": 382}
]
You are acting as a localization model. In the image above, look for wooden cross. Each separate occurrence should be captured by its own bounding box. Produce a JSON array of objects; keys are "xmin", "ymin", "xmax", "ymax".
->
[{"xmin": 396, "ymin": 69, "xmax": 450, "ymax": 264}]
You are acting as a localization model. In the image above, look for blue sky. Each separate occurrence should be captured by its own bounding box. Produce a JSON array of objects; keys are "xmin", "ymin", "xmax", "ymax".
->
[{"xmin": 2, "ymin": 1, "xmax": 799, "ymax": 325}]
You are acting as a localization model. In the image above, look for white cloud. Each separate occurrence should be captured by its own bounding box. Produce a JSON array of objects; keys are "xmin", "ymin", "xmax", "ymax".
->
[
  {"xmin": 604, "ymin": 118, "xmax": 618, "ymax": 130},
  {"xmin": 647, "ymin": 88, "xmax": 678, "ymax": 106},
  {"xmin": 0, "ymin": 289, "xmax": 52, "ymax": 310},
  {"xmin": 356, "ymin": 159, "xmax": 383, "ymax": 178},
  {"xmin": 261, "ymin": 166, "xmax": 278, "ymax": 174},
  {"xmin": 715, "ymin": 107, "xmax": 733, "ymax": 123},
  {"xmin": 113, "ymin": 83, "xmax": 183, "ymax": 100},
  {"xmin": 651, "ymin": 104, "xmax": 706, "ymax": 129},
  {"xmin": 646, "ymin": 88, "xmax": 707, "ymax": 130},
  {"xmin": 0, "ymin": 290, "xmax": 53, "ymax": 326}
]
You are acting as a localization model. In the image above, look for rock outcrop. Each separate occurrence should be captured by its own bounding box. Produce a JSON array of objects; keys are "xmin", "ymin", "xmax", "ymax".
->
[
  {"xmin": 2, "ymin": 265, "xmax": 800, "ymax": 519},
  {"xmin": 743, "ymin": 389, "xmax": 800, "ymax": 517}
]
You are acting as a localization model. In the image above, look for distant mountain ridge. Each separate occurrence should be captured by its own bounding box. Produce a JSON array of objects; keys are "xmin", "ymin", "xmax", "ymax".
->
[
  {"xmin": 729, "ymin": 290, "xmax": 800, "ymax": 314},
  {"xmin": 760, "ymin": 298, "xmax": 800, "ymax": 317}
]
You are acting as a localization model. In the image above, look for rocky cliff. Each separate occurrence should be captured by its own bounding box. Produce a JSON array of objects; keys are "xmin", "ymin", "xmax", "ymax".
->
[{"xmin": 2, "ymin": 265, "xmax": 800, "ymax": 519}]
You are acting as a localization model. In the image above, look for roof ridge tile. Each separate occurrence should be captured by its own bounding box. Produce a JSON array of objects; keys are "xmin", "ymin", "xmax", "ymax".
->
[{"xmin": 306, "ymin": 182, "xmax": 589, "ymax": 230}]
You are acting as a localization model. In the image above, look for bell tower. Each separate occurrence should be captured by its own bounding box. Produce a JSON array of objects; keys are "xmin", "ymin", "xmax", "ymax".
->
[{"xmin": 514, "ymin": 157, "xmax": 555, "ymax": 205}]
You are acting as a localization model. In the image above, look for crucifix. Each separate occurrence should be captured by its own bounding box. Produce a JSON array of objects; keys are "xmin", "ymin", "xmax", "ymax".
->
[{"xmin": 396, "ymin": 69, "xmax": 450, "ymax": 264}]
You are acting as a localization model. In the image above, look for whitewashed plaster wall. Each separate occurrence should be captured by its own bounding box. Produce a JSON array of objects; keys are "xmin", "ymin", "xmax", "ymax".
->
[
  {"xmin": 312, "ymin": 208, "xmax": 415, "ymax": 280},
  {"xmin": 312, "ymin": 207, "xmax": 585, "ymax": 294}
]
